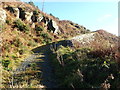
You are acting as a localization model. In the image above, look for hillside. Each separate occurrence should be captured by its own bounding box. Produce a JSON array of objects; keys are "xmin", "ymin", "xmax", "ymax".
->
[{"xmin": 0, "ymin": 1, "xmax": 120, "ymax": 89}]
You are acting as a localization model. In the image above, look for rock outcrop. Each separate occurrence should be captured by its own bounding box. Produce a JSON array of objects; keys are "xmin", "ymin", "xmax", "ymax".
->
[
  {"xmin": 31, "ymin": 23, "xmax": 35, "ymax": 28},
  {"xmin": 42, "ymin": 16, "xmax": 49, "ymax": 25},
  {"xmin": 1, "ymin": 2, "xmax": 90, "ymax": 36},
  {"xmin": 0, "ymin": 8, "xmax": 6, "ymax": 24},
  {"xmin": 13, "ymin": 7, "xmax": 19, "ymax": 19},
  {"xmin": 71, "ymin": 33, "xmax": 95, "ymax": 45},
  {"xmin": 52, "ymin": 20, "xmax": 59, "ymax": 34},
  {"xmin": 32, "ymin": 13, "xmax": 43, "ymax": 23},
  {"xmin": 19, "ymin": 8, "xmax": 25, "ymax": 20},
  {"xmin": 25, "ymin": 11, "xmax": 33, "ymax": 22},
  {"xmin": 47, "ymin": 19, "xmax": 59, "ymax": 34},
  {"xmin": 37, "ymin": 14, "xmax": 43, "ymax": 23}
]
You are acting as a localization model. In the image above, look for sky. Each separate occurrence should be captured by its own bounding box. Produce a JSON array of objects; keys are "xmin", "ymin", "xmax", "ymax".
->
[{"xmin": 22, "ymin": 0, "xmax": 118, "ymax": 36}]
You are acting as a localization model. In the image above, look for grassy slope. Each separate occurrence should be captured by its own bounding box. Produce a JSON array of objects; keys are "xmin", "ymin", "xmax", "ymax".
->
[{"xmin": 1, "ymin": 1, "xmax": 119, "ymax": 88}]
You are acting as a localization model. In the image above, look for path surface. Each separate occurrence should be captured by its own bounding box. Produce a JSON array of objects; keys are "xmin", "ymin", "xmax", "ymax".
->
[
  {"xmin": 14, "ymin": 54, "xmax": 40, "ymax": 74},
  {"xmin": 32, "ymin": 44, "xmax": 58, "ymax": 88},
  {"xmin": 13, "ymin": 44, "xmax": 58, "ymax": 88},
  {"xmin": 13, "ymin": 33, "xmax": 95, "ymax": 87}
]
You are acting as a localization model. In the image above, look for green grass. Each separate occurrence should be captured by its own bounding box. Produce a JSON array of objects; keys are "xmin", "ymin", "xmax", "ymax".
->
[{"xmin": 49, "ymin": 46, "xmax": 119, "ymax": 88}]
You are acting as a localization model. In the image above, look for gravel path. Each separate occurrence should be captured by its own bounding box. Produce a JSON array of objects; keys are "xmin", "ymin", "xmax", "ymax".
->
[
  {"xmin": 32, "ymin": 44, "xmax": 58, "ymax": 88},
  {"xmin": 13, "ymin": 44, "xmax": 57, "ymax": 88},
  {"xmin": 14, "ymin": 53, "xmax": 41, "ymax": 74}
]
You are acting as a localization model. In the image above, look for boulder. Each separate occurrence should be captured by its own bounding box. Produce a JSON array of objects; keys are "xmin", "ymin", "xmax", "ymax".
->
[
  {"xmin": 31, "ymin": 15, "xmax": 37, "ymax": 22},
  {"xmin": 31, "ymin": 14, "xmax": 43, "ymax": 23},
  {"xmin": 0, "ymin": 8, "xmax": 6, "ymax": 24},
  {"xmin": 42, "ymin": 16, "xmax": 49, "ymax": 25},
  {"xmin": 31, "ymin": 23, "xmax": 35, "ymax": 28},
  {"xmin": 25, "ymin": 11, "xmax": 33, "ymax": 22},
  {"xmin": 37, "ymin": 14, "xmax": 43, "ymax": 23},
  {"xmin": 19, "ymin": 8, "xmax": 25, "ymax": 20},
  {"xmin": 13, "ymin": 7, "xmax": 19, "ymax": 19},
  {"xmin": 47, "ymin": 19, "xmax": 59, "ymax": 34},
  {"xmin": 52, "ymin": 20, "xmax": 59, "ymax": 34}
]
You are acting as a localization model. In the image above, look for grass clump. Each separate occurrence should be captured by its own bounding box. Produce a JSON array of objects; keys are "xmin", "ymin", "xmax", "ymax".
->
[
  {"xmin": 6, "ymin": 20, "xmax": 12, "ymax": 25},
  {"xmin": 13, "ymin": 19, "xmax": 30, "ymax": 32},
  {"xmin": 33, "ymin": 10, "xmax": 39, "ymax": 15},
  {"xmin": 40, "ymin": 32, "xmax": 52, "ymax": 44},
  {"xmin": 35, "ymin": 25, "xmax": 44, "ymax": 31}
]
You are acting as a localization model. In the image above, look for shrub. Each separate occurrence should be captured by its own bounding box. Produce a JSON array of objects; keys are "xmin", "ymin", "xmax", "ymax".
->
[
  {"xmin": 13, "ymin": 38, "xmax": 22, "ymax": 47},
  {"xmin": 19, "ymin": 49, "xmax": 24, "ymax": 55},
  {"xmin": 35, "ymin": 25, "xmax": 44, "ymax": 31},
  {"xmin": 28, "ymin": 1, "xmax": 35, "ymax": 7},
  {"xmin": 44, "ymin": 38, "xmax": 52, "ymax": 44},
  {"xmin": 6, "ymin": 20, "xmax": 11, "ymax": 25},
  {"xmin": 6, "ymin": 6, "xmax": 14, "ymax": 13},
  {"xmin": 2, "ymin": 59, "xmax": 10, "ymax": 68},
  {"xmin": 50, "ymin": 13, "xmax": 53, "ymax": 16},
  {"xmin": 13, "ymin": 19, "xmax": 30, "ymax": 32},
  {"xmin": 33, "ymin": 10, "xmax": 39, "ymax": 15},
  {"xmin": 19, "ymin": 46, "xmax": 29, "ymax": 55},
  {"xmin": 81, "ymin": 30, "xmax": 86, "ymax": 34},
  {"xmin": 86, "ymin": 29, "xmax": 90, "ymax": 32},
  {"xmin": 40, "ymin": 32, "xmax": 52, "ymax": 44},
  {"xmin": 40, "ymin": 32, "xmax": 49, "ymax": 38},
  {"xmin": 50, "ymin": 47, "xmax": 118, "ymax": 88},
  {"xmin": 28, "ymin": 40, "xmax": 37, "ymax": 47}
]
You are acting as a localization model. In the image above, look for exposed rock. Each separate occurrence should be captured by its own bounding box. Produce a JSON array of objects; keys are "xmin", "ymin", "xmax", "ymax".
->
[
  {"xmin": 31, "ymin": 15, "xmax": 37, "ymax": 22},
  {"xmin": 5, "ymin": 6, "xmax": 14, "ymax": 13},
  {"xmin": 25, "ymin": 11, "xmax": 33, "ymax": 22},
  {"xmin": 52, "ymin": 20, "xmax": 59, "ymax": 34},
  {"xmin": 75, "ymin": 25, "xmax": 81, "ymax": 29},
  {"xmin": 31, "ymin": 13, "xmax": 43, "ymax": 23},
  {"xmin": 0, "ymin": 8, "xmax": 6, "ymax": 23},
  {"xmin": 13, "ymin": 7, "xmax": 19, "ymax": 19},
  {"xmin": 37, "ymin": 14, "xmax": 43, "ymax": 23},
  {"xmin": 31, "ymin": 23, "xmax": 35, "ymax": 28},
  {"xmin": 71, "ymin": 33, "xmax": 95, "ymax": 45},
  {"xmin": 47, "ymin": 19, "xmax": 59, "ymax": 34},
  {"xmin": 42, "ymin": 16, "xmax": 49, "ymax": 25},
  {"xmin": 19, "ymin": 8, "xmax": 25, "ymax": 20}
]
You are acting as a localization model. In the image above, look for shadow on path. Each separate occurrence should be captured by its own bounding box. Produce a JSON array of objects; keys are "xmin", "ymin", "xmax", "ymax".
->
[
  {"xmin": 31, "ymin": 40, "xmax": 73, "ymax": 88},
  {"xmin": 32, "ymin": 44, "xmax": 57, "ymax": 88}
]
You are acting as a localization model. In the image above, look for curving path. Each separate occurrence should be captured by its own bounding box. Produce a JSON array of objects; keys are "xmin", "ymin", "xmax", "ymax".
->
[
  {"xmin": 12, "ymin": 44, "xmax": 58, "ymax": 88},
  {"xmin": 13, "ymin": 39, "xmax": 72, "ymax": 88},
  {"xmin": 32, "ymin": 44, "xmax": 58, "ymax": 88}
]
